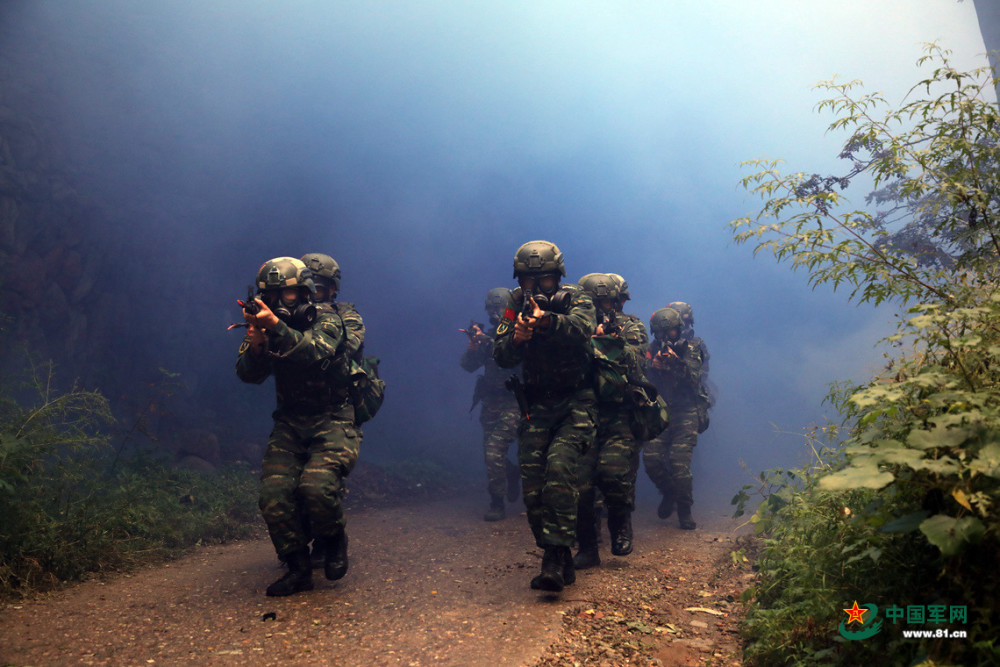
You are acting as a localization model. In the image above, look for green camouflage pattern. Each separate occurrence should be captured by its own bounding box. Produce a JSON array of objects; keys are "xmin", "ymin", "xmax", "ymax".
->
[
  {"xmin": 319, "ymin": 301, "xmax": 366, "ymax": 363},
  {"xmin": 623, "ymin": 313, "xmax": 649, "ymax": 354},
  {"xmin": 579, "ymin": 406, "xmax": 640, "ymax": 511},
  {"xmin": 643, "ymin": 337, "xmax": 703, "ymax": 507},
  {"xmin": 236, "ymin": 308, "xmax": 363, "ymax": 558},
  {"xmin": 516, "ymin": 388, "xmax": 597, "ymax": 547},
  {"xmin": 480, "ymin": 402, "xmax": 520, "ymax": 498},
  {"xmin": 494, "ymin": 286, "xmax": 596, "ymax": 390},
  {"xmin": 258, "ymin": 408, "xmax": 361, "ymax": 556},
  {"xmin": 643, "ymin": 338, "xmax": 703, "ymax": 407},
  {"xmin": 494, "ymin": 284, "xmax": 597, "ymax": 548},
  {"xmin": 579, "ymin": 310, "xmax": 645, "ymax": 526},
  {"xmin": 460, "ymin": 324, "xmax": 514, "ymax": 401},
  {"xmin": 236, "ymin": 311, "xmax": 355, "ymax": 413},
  {"xmin": 642, "ymin": 402, "xmax": 697, "ymax": 506},
  {"xmin": 461, "ymin": 322, "xmax": 520, "ymax": 497}
]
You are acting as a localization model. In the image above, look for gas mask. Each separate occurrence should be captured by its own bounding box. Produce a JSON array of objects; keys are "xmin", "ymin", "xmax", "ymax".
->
[{"xmin": 263, "ymin": 290, "xmax": 317, "ymax": 330}]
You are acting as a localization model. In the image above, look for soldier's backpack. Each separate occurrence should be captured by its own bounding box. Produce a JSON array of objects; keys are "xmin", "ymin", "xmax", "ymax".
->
[
  {"xmin": 628, "ymin": 380, "xmax": 670, "ymax": 442},
  {"xmin": 591, "ymin": 334, "xmax": 669, "ymax": 441},
  {"xmin": 350, "ymin": 355, "xmax": 385, "ymax": 425}
]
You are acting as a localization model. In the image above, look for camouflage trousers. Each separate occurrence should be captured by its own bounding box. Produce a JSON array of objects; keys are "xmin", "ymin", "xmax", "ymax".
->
[
  {"xmin": 578, "ymin": 405, "xmax": 640, "ymax": 513},
  {"xmin": 517, "ymin": 387, "xmax": 596, "ymax": 548},
  {"xmin": 643, "ymin": 402, "xmax": 698, "ymax": 507},
  {"xmin": 480, "ymin": 400, "xmax": 520, "ymax": 498},
  {"xmin": 259, "ymin": 408, "xmax": 362, "ymax": 558}
]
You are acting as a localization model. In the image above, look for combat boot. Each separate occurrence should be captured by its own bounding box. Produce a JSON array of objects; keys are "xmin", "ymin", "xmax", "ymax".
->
[
  {"xmin": 483, "ymin": 495, "xmax": 505, "ymax": 522},
  {"xmin": 677, "ymin": 504, "xmax": 697, "ymax": 530},
  {"xmin": 657, "ymin": 494, "xmax": 674, "ymax": 520},
  {"xmin": 573, "ymin": 506, "xmax": 601, "ymax": 569},
  {"xmin": 530, "ymin": 546, "xmax": 565, "ymax": 592},
  {"xmin": 266, "ymin": 548, "xmax": 313, "ymax": 597},
  {"xmin": 309, "ymin": 537, "xmax": 327, "ymax": 569},
  {"xmin": 608, "ymin": 508, "xmax": 634, "ymax": 556},
  {"xmin": 562, "ymin": 546, "xmax": 576, "ymax": 586},
  {"xmin": 324, "ymin": 528, "xmax": 349, "ymax": 580}
]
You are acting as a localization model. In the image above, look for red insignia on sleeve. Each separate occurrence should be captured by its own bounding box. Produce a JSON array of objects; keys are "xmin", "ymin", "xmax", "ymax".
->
[{"xmin": 504, "ymin": 307, "xmax": 515, "ymax": 320}]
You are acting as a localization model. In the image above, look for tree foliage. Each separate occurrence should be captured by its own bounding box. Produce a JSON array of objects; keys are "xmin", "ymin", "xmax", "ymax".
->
[{"xmin": 731, "ymin": 45, "xmax": 1000, "ymax": 665}]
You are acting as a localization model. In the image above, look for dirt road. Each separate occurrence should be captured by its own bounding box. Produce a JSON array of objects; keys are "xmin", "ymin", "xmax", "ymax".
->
[{"xmin": 0, "ymin": 495, "xmax": 747, "ymax": 666}]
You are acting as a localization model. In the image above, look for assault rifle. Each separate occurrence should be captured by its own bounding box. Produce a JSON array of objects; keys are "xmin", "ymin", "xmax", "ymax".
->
[
  {"xmin": 228, "ymin": 286, "xmax": 261, "ymax": 331},
  {"xmin": 521, "ymin": 286, "xmax": 535, "ymax": 318},
  {"xmin": 459, "ymin": 320, "xmax": 489, "ymax": 344},
  {"xmin": 600, "ymin": 309, "xmax": 620, "ymax": 336}
]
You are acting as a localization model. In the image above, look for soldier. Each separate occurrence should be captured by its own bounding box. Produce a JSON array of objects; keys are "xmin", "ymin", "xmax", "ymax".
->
[
  {"xmin": 461, "ymin": 287, "xmax": 521, "ymax": 521},
  {"xmin": 298, "ymin": 253, "xmax": 366, "ymax": 567},
  {"xmin": 668, "ymin": 301, "xmax": 713, "ymax": 443},
  {"xmin": 236, "ymin": 257, "xmax": 362, "ymax": 596},
  {"xmin": 573, "ymin": 273, "xmax": 647, "ymax": 570},
  {"xmin": 608, "ymin": 273, "xmax": 649, "ymax": 353},
  {"xmin": 643, "ymin": 308, "xmax": 703, "ymax": 530},
  {"xmin": 494, "ymin": 240, "xmax": 597, "ymax": 592}
]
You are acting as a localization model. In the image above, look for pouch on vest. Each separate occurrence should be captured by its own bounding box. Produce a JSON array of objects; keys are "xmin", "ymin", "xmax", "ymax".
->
[
  {"xmin": 627, "ymin": 381, "xmax": 670, "ymax": 442},
  {"xmin": 350, "ymin": 356, "xmax": 386, "ymax": 425},
  {"xmin": 591, "ymin": 335, "xmax": 629, "ymax": 403}
]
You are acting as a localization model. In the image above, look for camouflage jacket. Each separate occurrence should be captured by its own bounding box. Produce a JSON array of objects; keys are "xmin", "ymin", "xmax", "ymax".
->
[
  {"xmin": 591, "ymin": 311, "xmax": 649, "ymax": 405},
  {"xmin": 622, "ymin": 312, "xmax": 649, "ymax": 355},
  {"xmin": 493, "ymin": 285, "xmax": 596, "ymax": 398},
  {"xmin": 682, "ymin": 328, "xmax": 714, "ymax": 407},
  {"xmin": 461, "ymin": 322, "xmax": 515, "ymax": 401},
  {"xmin": 318, "ymin": 301, "xmax": 366, "ymax": 362},
  {"xmin": 236, "ymin": 309, "xmax": 356, "ymax": 415},
  {"xmin": 645, "ymin": 337, "xmax": 703, "ymax": 407}
]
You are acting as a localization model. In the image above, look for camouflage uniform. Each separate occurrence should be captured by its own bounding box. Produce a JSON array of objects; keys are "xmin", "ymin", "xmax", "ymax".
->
[
  {"xmin": 576, "ymin": 309, "xmax": 647, "ymax": 562},
  {"xmin": 643, "ymin": 333, "xmax": 702, "ymax": 527},
  {"xmin": 236, "ymin": 310, "xmax": 362, "ymax": 560},
  {"xmin": 494, "ymin": 285, "xmax": 597, "ymax": 550},
  {"xmin": 460, "ymin": 323, "xmax": 520, "ymax": 510}
]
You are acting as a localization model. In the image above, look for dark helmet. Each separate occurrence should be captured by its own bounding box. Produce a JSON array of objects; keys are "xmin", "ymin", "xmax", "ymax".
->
[
  {"xmin": 578, "ymin": 272, "xmax": 619, "ymax": 301},
  {"xmin": 669, "ymin": 301, "xmax": 693, "ymax": 326},
  {"xmin": 608, "ymin": 273, "xmax": 631, "ymax": 301},
  {"xmin": 256, "ymin": 256, "xmax": 316, "ymax": 296},
  {"xmin": 512, "ymin": 240, "xmax": 566, "ymax": 278},
  {"xmin": 650, "ymin": 307, "xmax": 683, "ymax": 340},
  {"xmin": 301, "ymin": 253, "xmax": 341, "ymax": 295},
  {"xmin": 485, "ymin": 287, "xmax": 511, "ymax": 313}
]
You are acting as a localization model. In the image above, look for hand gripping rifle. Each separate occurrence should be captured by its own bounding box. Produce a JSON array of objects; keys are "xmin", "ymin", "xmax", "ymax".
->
[
  {"xmin": 228, "ymin": 286, "xmax": 260, "ymax": 331},
  {"xmin": 459, "ymin": 320, "xmax": 489, "ymax": 344}
]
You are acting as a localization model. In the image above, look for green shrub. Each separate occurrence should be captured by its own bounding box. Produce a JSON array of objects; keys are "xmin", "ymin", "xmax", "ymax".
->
[
  {"xmin": 0, "ymin": 362, "xmax": 262, "ymax": 599},
  {"xmin": 731, "ymin": 45, "xmax": 1000, "ymax": 665}
]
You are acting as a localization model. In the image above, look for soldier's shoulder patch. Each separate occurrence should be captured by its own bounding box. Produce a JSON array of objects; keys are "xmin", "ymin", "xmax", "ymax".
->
[
  {"xmin": 496, "ymin": 307, "xmax": 515, "ymax": 336},
  {"xmin": 238, "ymin": 340, "xmax": 250, "ymax": 354}
]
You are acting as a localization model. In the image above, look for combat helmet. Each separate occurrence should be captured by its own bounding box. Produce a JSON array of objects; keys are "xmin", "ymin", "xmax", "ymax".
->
[
  {"xmin": 668, "ymin": 301, "xmax": 693, "ymax": 326},
  {"xmin": 485, "ymin": 287, "xmax": 511, "ymax": 314},
  {"xmin": 578, "ymin": 273, "xmax": 619, "ymax": 301},
  {"xmin": 301, "ymin": 253, "xmax": 341, "ymax": 296},
  {"xmin": 650, "ymin": 307, "xmax": 683, "ymax": 340},
  {"xmin": 512, "ymin": 240, "xmax": 565, "ymax": 278},
  {"xmin": 608, "ymin": 273, "xmax": 631, "ymax": 302},
  {"xmin": 256, "ymin": 257, "xmax": 316, "ymax": 295}
]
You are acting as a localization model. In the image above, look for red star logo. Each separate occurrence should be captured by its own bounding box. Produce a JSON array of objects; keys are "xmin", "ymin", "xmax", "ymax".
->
[{"xmin": 843, "ymin": 601, "xmax": 868, "ymax": 625}]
